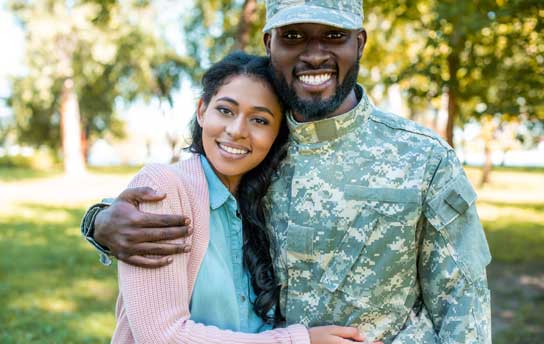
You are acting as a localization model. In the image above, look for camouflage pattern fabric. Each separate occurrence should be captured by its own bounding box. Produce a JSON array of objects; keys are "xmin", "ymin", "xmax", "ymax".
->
[
  {"xmin": 263, "ymin": 0, "xmax": 363, "ymax": 32},
  {"xmin": 265, "ymin": 85, "xmax": 492, "ymax": 343}
]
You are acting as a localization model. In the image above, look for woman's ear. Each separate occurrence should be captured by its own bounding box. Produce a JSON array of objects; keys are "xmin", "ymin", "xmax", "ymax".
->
[{"xmin": 196, "ymin": 98, "xmax": 206, "ymax": 127}]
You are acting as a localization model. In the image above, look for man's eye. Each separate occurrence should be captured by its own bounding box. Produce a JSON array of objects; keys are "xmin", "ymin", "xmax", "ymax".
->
[
  {"xmin": 326, "ymin": 32, "xmax": 346, "ymax": 39},
  {"xmin": 284, "ymin": 32, "xmax": 303, "ymax": 40}
]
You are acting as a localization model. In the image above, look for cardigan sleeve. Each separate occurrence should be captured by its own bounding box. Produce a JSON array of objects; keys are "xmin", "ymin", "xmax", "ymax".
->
[{"xmin": 114, "ymin": 164, "xmax": 310, "ymax": 344}]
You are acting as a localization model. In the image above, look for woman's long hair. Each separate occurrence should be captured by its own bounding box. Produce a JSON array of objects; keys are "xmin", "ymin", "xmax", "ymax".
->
[{"xmin": 188, "ymin": 52, "xmax": 289, "ymax": 324}]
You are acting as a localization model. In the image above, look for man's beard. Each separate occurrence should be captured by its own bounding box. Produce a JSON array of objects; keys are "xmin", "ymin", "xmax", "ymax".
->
[{"xmin": 271, "ymin": 61, "xmax": 359, "ymax": 122}]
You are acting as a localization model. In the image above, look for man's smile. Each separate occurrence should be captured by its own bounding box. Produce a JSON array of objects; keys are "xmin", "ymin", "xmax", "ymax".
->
[{"xmin": 297, "ymin": 73, "xmax": 333, "ymax": 86}]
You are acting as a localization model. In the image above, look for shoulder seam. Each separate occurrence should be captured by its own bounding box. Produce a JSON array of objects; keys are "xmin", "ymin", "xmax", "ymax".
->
[{"xmin": 368, "ymin": 111, "xmax": 451, "ymax": 151}]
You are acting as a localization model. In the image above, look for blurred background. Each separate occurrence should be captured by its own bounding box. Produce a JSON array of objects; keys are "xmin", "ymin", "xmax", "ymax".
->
[{"xmin": 0, "ymin": 0, "xmax": 542, "ymax": 343}]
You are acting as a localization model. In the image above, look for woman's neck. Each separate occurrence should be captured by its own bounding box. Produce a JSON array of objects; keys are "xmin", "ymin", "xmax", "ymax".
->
[
  {"xmin": 210, "ymin": 164, "xmax": 241, "ymax": 195},
  {"xmin": 219, "ymin": 176, "xmax": 240, "ymax": 195}
]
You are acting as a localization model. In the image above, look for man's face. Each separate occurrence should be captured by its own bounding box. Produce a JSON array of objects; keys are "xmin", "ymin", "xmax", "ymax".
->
[{"xmin": 264, "ymin": 23, "xmax": 366, "ymax": 121}]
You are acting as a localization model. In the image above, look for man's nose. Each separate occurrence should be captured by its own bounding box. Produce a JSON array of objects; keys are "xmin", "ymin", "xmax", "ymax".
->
[
  {"xmin": 300, "ymin": 39, "xmax": 330, "ymax": 68},
  {"xmin": 225, "ymin": 116, "xmax": 249, "ymax": 138}
]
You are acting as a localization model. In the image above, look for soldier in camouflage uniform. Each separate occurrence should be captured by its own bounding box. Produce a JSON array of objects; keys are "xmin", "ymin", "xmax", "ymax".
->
[
  {"xmin": 262, "ymin": 1, "xmax": 491, "ymax": 343},
  {"xmin": 81, "ymin": 0, "xmax": 492, "ymax": 343},
  {"xmin": 266, "ymin": 86, "xmax": 492, "ymax": 344}
]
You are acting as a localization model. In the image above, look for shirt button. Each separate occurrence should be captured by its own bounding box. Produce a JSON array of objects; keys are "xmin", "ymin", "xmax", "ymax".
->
[{"xmin": 240, "ymin": 295, "xmax": 246, "ymax": 302}]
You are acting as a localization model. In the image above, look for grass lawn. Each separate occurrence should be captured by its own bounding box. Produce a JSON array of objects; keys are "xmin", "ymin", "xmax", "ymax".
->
[
  {"xmin": 464, "ymin": 167, "xmax": 544, "ymax": 343},
  {"xmin": 0, "ymin": 166, "xmax": 543, "ymax": 343}
]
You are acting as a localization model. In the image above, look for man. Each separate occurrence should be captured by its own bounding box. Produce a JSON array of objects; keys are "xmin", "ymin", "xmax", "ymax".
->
[{"xmin": 82, "ymin": 1, "xmax": 492, "ymax": 342}]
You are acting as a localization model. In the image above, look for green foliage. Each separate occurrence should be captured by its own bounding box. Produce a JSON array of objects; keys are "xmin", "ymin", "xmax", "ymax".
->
[
  {"xmin": 0, "ymin": 154, "xmax": 34, "ymax": 168},
  {"xmin": 7, "ymin": 0, "xmax": 194, "ymax": 153},
  {"xmin": 183, "ymin": 0, "xmax": 266, "ymax": 82},
  {"xmin": 372, "ymin": 0, "xmax": 543, "ymax": 126}
]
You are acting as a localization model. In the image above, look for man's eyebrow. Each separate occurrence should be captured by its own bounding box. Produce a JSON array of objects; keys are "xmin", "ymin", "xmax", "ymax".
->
[{"xmin": 216, "ymin": 97, "xmax": 239, "ymax": 106}]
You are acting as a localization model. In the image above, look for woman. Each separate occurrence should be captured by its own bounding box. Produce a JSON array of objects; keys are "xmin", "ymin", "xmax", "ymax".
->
[{"xmin": 112, "ymin": 52, "xmax": 373, "ymax": 344}]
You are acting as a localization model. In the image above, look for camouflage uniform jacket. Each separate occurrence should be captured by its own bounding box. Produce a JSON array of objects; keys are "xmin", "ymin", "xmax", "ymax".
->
[{"xmin": 265, "ymin": 85, "xmax": 492, "ymax": 343}]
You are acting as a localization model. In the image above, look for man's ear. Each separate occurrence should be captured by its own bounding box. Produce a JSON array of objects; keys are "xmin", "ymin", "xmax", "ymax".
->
[
  {"xmin": 263, "ymin": 32, "xmax": 272, "ymax": 57},
  {"xmin": 196, "ymin": 98, "xmax": 206, "ymax": 126},
  {"xmin": 357, "ymin": 29, "xmax": 367, "ymax": 60}
]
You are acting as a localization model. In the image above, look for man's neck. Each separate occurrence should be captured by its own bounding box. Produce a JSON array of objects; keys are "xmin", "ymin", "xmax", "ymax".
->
[{"xmin": 293, "ymin": 88, "xmax": 360, "ymax": 123}]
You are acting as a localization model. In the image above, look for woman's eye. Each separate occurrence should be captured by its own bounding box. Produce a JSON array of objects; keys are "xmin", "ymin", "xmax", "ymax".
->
[
  {"xmin": 253, "ymin": 117, "xmax": 269, "ymax": 125},
  {"xmin": 217, "ymin": 107, "xmax": 233, "ymax": 116}
]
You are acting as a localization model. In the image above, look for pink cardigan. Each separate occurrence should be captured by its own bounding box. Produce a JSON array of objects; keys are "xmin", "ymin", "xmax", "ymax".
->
[{"xmin": 111, "ymin": 155, "xmax": 310, "ymax": 344}]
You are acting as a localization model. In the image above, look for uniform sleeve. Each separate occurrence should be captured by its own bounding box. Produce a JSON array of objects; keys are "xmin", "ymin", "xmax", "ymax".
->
[
  {"xmin": 393, "ymin": 149, "xmax": 492, "ymax": 343},
  {"xmin": 115, "ymin": 165, "xmax": 310, "ymax": 344}
]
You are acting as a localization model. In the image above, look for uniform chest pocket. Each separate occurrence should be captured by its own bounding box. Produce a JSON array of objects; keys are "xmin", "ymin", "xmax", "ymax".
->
[
  {"xmin": 320, "ymin": 186, "xmax": 421, "ymax": 295},
  {"xmin": 344, "ymin": 186, "xmax": 421, "ymax": 219}
]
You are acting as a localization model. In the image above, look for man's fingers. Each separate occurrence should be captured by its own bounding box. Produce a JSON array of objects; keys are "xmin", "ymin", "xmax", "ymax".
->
[
  {"xmin": 118, "ymin": 187, "xmax": 166, "ymax": 205},
  {"xmin": 130, "ymin": 242, "xmax": 191, "ymax": 256},
  {"xmin": 136, "ymin": 212, "xmax": 191, "ymax": 228},
  {"xmin": 329, "ymin": 326, "xmax": 365, "ymax": 340},
  {"xmin": 133, "ymin": 226, "xmax": 192, "ymax": 243},
  {"xmin": 118, "ymin": 254, "xmax": 174, "ymax": 269}
]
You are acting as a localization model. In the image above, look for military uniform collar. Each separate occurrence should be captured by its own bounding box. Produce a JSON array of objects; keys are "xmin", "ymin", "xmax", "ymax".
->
[{"xmin": 287, "ymin": 85, "xmax": 373, "ymax": 144}]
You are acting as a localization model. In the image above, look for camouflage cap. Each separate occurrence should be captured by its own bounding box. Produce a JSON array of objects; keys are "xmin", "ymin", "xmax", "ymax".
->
[{"xmin": 263, "ymin": 0, "xmax": 363, "ymax": 32}]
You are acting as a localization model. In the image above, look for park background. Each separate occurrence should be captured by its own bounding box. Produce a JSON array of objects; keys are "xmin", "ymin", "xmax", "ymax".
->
[{"xmin": 0, "ymin": 0, "xmax": 542, "ymax": 343}]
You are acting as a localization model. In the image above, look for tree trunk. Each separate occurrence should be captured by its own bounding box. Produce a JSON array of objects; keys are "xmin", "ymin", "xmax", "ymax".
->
[
  {"xmin": 479, "ymin": 117, "xmax": 496, "ymax": 187},
  {"xmin": 446, "ymin": 53, "xmax": 459, "ymax": 148},
  {"xmin": 81, "ymin": 123, "xmax": 89, "ymax": 164},
  {"xmin": 446, "ymin": 89, "xmax": 456, "ymax": 148},
  {"xmin": 480, "ymin": 138, "xmax": 492, "ymax": 187},
  {"xmin": 60, "ymin": 78, "xmax": 86, "ymax": 175},
  {"xmin": 233, "ymin": 0, "xmax": 258, "ymax": 51},
  {"xmin": 166, "ymin": 133, "xmax": 180, "ymax": 163}
]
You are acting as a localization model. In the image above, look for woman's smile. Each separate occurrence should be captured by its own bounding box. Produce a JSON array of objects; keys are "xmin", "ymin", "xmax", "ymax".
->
[{"xmin": 217, "ymin": 141, "xmax": 251, "ymax": 158}]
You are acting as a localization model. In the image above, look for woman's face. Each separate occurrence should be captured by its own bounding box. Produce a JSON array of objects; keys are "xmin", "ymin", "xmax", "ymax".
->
[{"xmin": 197, "ymin": 74, "xmax": 283, "ymax": 191}]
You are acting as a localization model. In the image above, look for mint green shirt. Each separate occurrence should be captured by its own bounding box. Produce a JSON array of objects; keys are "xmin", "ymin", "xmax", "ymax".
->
[{"xmin": 189, "ymin": 155, "xmax": 270, "ymax": 332}]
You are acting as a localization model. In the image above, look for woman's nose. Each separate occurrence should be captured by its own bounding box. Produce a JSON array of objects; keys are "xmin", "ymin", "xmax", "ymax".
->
[{"xmin": 225, "ymin": 116, "xmax": 249, "ymax": 138}]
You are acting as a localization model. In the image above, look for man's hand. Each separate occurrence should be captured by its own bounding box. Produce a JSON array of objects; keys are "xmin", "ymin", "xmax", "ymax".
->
[
  {"xmin": 308, "ymin": 326, "xmax": 383, "ymax": 344},
  {"xmin": 94, "ymin": 187, "xmax": 192, "ymax": 268}
]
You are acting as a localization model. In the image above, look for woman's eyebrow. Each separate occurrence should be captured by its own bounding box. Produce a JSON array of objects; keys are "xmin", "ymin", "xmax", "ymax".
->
[
  {"xmin": 216, "ymin": 97, "xmax": 239, "ymax": 106},
  {"xmin": 253, "ymin": 106, "xmax": 275, "ymax": 117},
  {"xmin": 217, "ymin": 97, "xmax": 275, "ymax": 117}
]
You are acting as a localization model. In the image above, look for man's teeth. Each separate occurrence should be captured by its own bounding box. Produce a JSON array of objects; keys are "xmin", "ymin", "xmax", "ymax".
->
[
  {"xmin": 219, "ymin": 144, "xmax": 249, "ymax": 155},
  {"xmin": 298, "ymin": 73, "xmax": 332, "ymax": 85}
]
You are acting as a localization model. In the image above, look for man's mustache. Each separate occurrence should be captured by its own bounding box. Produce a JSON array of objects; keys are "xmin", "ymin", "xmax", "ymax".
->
[{"xmin": 293, "ymin": 63, "xmax": 337, "ymax": 75}]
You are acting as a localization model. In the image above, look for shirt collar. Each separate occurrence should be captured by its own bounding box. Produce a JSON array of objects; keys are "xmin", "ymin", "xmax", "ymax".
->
[
  {"xmin": 287, "ymin": 85, "xmax": 374, "ymax": 144},
  {"xmin": 200, "ymin": 155, "xmax": 231, "ymax": 210}
]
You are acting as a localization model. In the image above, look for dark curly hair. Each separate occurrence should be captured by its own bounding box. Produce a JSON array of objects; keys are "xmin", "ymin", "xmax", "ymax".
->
[{"xmin": 188, "ymin": 51, "xmax": 289, "ymax": 324}]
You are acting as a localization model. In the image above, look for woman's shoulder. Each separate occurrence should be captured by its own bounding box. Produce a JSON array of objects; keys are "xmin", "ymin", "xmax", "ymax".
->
[{"xmin": 130, "ymin": 153, "xmax": 206, "ymax": 194}]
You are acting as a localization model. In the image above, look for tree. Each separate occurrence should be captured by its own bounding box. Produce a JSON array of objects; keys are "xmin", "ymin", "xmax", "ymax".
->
[
  {"xmin": 372, "ymin": 0, "xmax": 542, "ymax": 148},
  {"xmin": 463, "ymin": 1, "xmax": 543, "ymax": 184},
  {"xmin": 8, "ymin": 0, "xmax": 193, "ymax": 173},
  {"xmin": 183, "ymin": 0, "xmax": 266, "ymax": 82}
]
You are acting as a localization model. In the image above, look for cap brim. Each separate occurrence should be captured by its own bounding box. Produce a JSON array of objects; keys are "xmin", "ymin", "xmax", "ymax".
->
[{"xmin": 263, "ymin": 5, "xmax": 362, "ymax": 32}]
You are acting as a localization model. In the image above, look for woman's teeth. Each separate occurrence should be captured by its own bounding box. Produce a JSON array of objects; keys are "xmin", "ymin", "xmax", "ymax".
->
[
  {"xmin": 219, "ymin": 143, "xmax": 249, "ymax": 155},
  {"xmin": 298, "ymin": 73, "xmax": 332, "ymax": 85}
]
